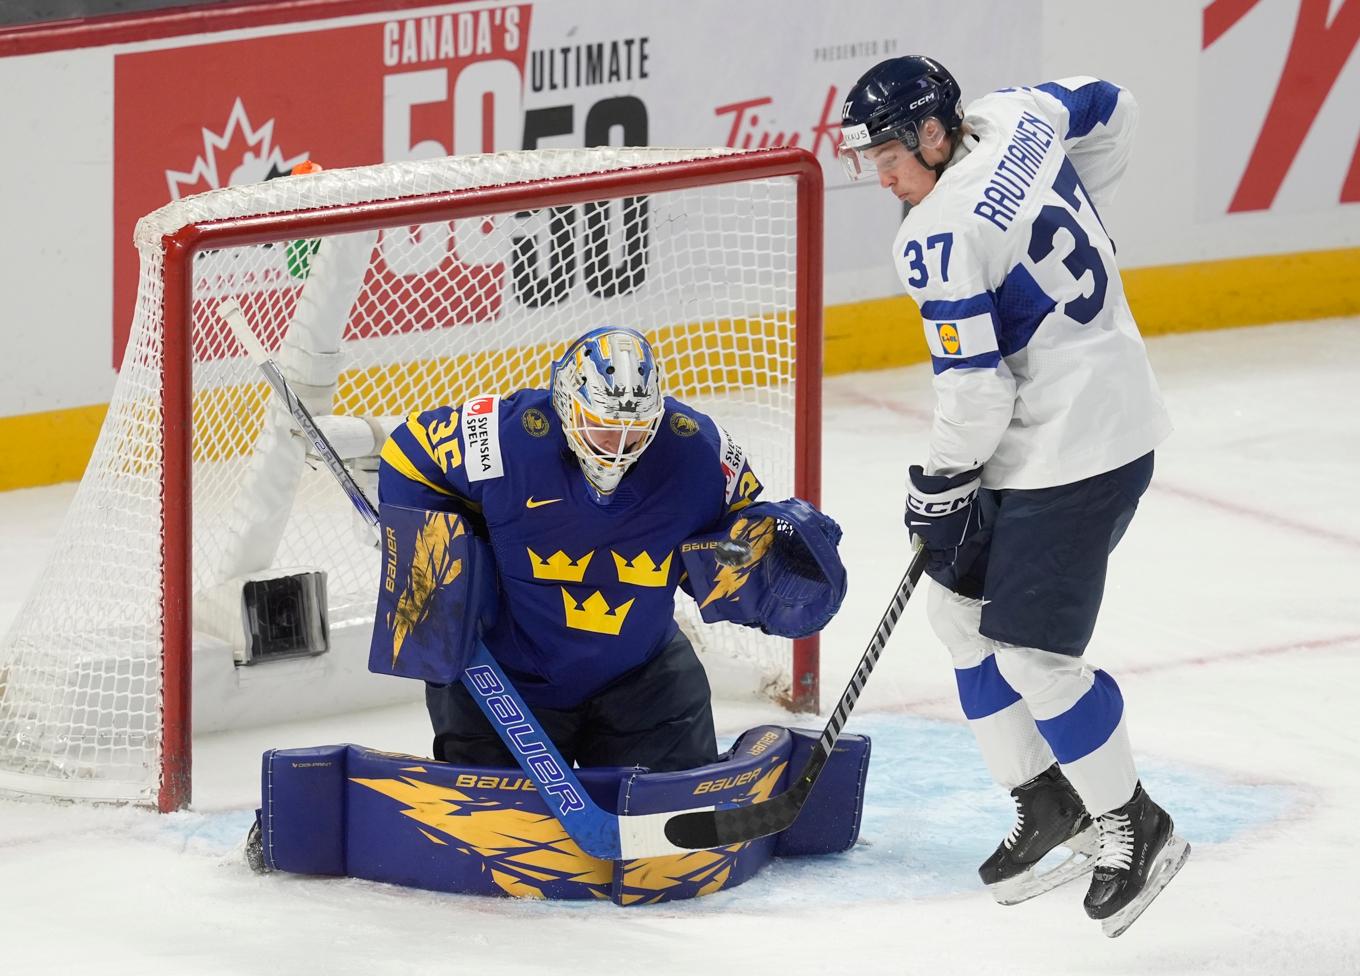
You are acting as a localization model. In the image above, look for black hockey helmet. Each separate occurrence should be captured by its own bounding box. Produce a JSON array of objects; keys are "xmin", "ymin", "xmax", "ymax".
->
[{"xmin": 838, "ymin": 55, "xmax": 963, "ymax": 179}]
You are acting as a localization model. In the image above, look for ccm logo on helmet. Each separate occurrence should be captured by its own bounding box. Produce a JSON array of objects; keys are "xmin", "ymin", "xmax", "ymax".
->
[{"xmin": 909, "ymin": 93, "xmax": 936, "ymax": 110}]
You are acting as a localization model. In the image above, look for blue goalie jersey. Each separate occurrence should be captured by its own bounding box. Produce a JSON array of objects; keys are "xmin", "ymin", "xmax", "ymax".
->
[{"xmin": 378, "ymin": 389, "xmax": 763, "ymax": 709}]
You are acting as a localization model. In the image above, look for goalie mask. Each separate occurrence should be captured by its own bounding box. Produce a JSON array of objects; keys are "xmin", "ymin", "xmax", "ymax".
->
[{"xmin": 550, "ymin": 327, "xmax": 664, "ymax": 494}]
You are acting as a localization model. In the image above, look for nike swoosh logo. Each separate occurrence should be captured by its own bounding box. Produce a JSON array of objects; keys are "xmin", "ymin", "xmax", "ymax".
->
[{"xmin": 525, "ymin": 497, "xmax": 563, "ymax": 509}]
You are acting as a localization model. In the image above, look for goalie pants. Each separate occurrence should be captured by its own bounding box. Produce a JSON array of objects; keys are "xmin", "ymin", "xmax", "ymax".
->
[
  {"xmin": 425, "ymin": 630, "xmax": 718, "ymax": 773},
  {"xmin": 927, "ymin": 452, "xmax": 1153, "ymax": 815}
]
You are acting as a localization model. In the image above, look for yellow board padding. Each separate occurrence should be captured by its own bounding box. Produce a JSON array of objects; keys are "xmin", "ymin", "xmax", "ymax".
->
[
  {"xmin": 1122, "ymin": 246, "xmax": 1360, "ymax": 336},
  {"xmin": 4, "ymin": 246, "xmax": 1357, "ymax": 491},
  {"xmin": 0, "ymin": 403, "xmax": 108, "ymax": 491}
]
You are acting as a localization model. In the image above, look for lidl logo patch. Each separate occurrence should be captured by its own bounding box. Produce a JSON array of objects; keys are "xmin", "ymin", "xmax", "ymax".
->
[{"xmin": 936, "ymin": 322, "xmax": 962, "ymax": 356}]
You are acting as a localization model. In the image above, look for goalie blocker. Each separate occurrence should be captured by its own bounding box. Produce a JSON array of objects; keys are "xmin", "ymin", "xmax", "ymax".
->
[
  {"xmin": 681, "ymin": 497, "xmax": 848, "ymax": 639},
  {"xmin": 367, "ymin": 502, "xmax": 496, "ymax": 684}
]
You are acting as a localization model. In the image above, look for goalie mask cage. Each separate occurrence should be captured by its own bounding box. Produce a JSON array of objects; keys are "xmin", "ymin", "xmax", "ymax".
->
[{"xmin": 0, "ymin": 146, "xmax": 824, "ymax": 812}]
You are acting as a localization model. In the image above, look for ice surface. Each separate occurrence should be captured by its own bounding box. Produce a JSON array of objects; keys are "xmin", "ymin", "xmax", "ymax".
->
[{"xmin": 1, "ymin": 320, "xmax": 1357, "ymax": 975}]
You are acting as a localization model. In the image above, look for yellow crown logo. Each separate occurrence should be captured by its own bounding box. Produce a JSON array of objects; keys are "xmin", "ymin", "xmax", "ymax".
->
[
  {"xmin": 611, "ymin": 550, "xmax": 673, "ymax": 588},
  {"xmin": 562, "ymin": 589, "xmax": 635, "ymax": 636},
  {"xmin": 527, "ymin": 548, "xmax": 594, "ymax": 583}
]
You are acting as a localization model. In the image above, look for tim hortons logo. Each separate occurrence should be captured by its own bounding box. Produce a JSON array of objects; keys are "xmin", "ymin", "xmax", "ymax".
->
[
  {"xmin": 165, "ymin": 97, "xmax": 310, "ymax": 199},
  {"xmin": 713, "ymin": 85, "xmax": 846, "ymax": 159},
  {"xmin": 611, "ymin": 550, "xmax": 673, "ymax": 587},
  {"xmin": 1205, "ymin": 0, "xmax": 1360, "ymax": 211},
  {"xmin": 527, "ymin": 548, "xmax": 593, "ymax": 583},
  {"xmin": 561, "ymin": 589, "xmax": 634, "ymax": 636}
]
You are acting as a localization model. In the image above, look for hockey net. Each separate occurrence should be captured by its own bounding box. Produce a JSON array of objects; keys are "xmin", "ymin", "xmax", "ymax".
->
[{"xmin": 0, "ymin": 146, "xmax": 823, "ymax": 810}]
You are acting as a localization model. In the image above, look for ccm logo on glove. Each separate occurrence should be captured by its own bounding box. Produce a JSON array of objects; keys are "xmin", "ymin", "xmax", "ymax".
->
[{"xmin": 906, "ymin": 466, "xmax": 981, "ymax": 520}]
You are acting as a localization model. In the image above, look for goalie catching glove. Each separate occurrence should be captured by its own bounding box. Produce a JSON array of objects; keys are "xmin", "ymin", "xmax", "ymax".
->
[{"xmin": 680, "ymin": 498, "xmax": 847, "ymax": 639}]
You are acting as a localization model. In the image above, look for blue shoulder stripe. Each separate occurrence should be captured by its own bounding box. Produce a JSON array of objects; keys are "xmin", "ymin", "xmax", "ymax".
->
[{"xmin": 1036, "ymin": 80, "xmax": 1119, "ymax": 139}]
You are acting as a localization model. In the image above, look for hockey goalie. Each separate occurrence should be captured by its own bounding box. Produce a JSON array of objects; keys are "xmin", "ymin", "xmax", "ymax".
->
[{"xmin": 248, "ymin": 325, "xmax": 867, "ymax": 903}]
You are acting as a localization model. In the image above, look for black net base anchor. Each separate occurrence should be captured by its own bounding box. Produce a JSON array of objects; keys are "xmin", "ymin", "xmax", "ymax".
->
[{"xmin": 237, "ymin": 571, "xmax": 330, "ymax": 666}]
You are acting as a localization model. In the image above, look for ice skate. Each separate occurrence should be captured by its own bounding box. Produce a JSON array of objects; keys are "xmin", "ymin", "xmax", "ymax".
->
[
  {"xmin": 1084, "ymin": 783, "xmax": 1190, "ymax": 938},
  {"xmin": 978, "ymin": 764, "xmax": 1098, "ymax": 905}
]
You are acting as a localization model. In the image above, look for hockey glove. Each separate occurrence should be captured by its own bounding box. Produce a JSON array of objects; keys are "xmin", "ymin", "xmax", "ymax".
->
[
  {"xmin": 906, "ymin": 465, "xmax": 983, "ymax": 577},
  {"xmin": 679, "ymin": 498, "xmax": 847, "ymax": 639}
]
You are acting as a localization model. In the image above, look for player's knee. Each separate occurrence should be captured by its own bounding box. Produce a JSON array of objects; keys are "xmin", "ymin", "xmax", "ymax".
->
[
  {"xmin": 927, "ymin": 583, "xmax": 992, "ymax": 668},
  {"xmin": 991, "ymin": 644, "xmax": 1094, "ymax": 715}
]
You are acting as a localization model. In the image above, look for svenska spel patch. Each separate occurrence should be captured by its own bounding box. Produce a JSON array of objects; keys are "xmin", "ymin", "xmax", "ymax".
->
[{"xmin": 461, "ymin": 394, "xmax": 504, "ymax": 482}]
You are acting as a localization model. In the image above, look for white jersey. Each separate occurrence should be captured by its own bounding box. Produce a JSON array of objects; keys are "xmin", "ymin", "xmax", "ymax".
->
[{"xmin": 893, "ymin": 78, "xmax": 1172, "ymax": 489}]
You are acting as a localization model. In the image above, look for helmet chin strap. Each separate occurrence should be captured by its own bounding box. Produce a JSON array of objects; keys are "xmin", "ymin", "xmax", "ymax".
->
[
  {"xmin": 903, "ymin": 121, "xmax": 955, "ymax": 180},
  {"xmin": 912, "ymin": 130, "xmax": 955, "ymax": 180},
  {"xmin": 912, "ymin": 148, "xmax": 949, "ymax": 180}
]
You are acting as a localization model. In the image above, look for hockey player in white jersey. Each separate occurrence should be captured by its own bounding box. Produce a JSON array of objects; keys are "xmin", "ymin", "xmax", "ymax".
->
[{"xmin": 838, "ymin": 56, "xmax": 1189, "ymax": 937}]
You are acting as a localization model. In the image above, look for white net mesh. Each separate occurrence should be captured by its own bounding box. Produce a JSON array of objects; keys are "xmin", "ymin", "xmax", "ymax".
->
[{"xmin": 0, "ymin": 147, "xmax": 817, "ymax": 805}]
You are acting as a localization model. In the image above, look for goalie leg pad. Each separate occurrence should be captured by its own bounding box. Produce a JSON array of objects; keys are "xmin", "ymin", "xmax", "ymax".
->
[{"xmin": 254, "ymin": 727, "xmax": 868, "ymax": 902}]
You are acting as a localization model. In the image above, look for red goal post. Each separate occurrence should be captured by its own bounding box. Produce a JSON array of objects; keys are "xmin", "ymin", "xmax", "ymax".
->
[{"xmin": 0, "ymin": 146, "xmax": 824, "ymax": 812}]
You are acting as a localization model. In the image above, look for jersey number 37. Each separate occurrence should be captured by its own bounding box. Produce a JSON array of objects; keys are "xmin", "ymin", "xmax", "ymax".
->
[{"xmin": 1027, "ymin": 157, "xmax": 1109, "ymax": 325}]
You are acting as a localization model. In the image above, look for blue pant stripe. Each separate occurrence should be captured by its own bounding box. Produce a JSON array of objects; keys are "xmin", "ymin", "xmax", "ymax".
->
[
  {"xmin": 955, "ymin": 656, "xmax": 1023, "ymax": 720},
  {"xmin": 1034, "ymin": 670, "xmax": 1124, "ymax": 763}
]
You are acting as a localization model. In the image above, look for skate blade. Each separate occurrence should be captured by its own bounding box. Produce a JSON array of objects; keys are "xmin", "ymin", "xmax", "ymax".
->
[
  {"xmin": 1101, "ymin": 834, "xmax": 1191, "ymax": 938},
  {"xmin": 988, "ymin": 826, "xmax": 1099, "ymax": 906}
]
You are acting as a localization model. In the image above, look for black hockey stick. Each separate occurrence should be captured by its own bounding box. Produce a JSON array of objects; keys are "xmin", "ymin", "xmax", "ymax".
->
[{"xmin": 662, "ymin": 540, "xmax": 929, "ymax": 849}]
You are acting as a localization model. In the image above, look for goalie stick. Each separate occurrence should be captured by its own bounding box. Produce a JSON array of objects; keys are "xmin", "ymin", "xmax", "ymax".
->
[
  {"xmin": 219, "ymin": 299, "xmax": 707, "ymax": 861},
  {"xmin": 663, "ymin": 540, "xmax": 928, "ymax": 850}
]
